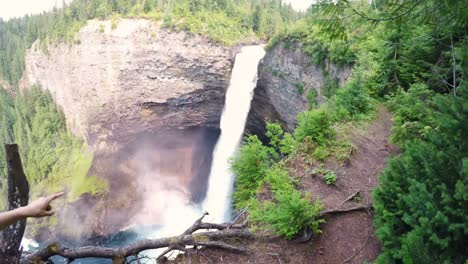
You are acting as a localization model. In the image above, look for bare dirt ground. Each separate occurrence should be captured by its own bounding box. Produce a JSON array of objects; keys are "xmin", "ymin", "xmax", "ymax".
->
[{"xmin": 170, "ymin": 106, "xmax": 398, "ymax": 264}]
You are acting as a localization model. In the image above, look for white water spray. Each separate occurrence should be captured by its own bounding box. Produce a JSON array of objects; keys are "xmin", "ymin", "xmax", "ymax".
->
[{"xmin": 202, "ymin": 45, "xmax": 266, "ymax": 222}]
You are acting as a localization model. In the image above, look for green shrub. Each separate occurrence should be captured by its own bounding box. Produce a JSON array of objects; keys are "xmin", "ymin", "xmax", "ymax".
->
[
  {"xmin": 373, "ymin": 86, "xmax": 468, "ymax": 263},
  {"xmin": 162, "ymin": 14, "xmax": 174, "ymax": 28},
  {"xmin": 334, "ymin": 80, "xmax": 374, "ymax": 120},
  {"xmin": 270, "ymin": 67, "xmax": 286, "ymax": 78},
  {"xmin": 323, "ymin": 171, "xmax": 337, "ymax": 185},
  {"xmin": 386, "ymin": 83, "xmax": 434, "ymax": 144},
  {"xmin": 295, "ymin": 108, "xmax": 335, "ymax": 145},
  {"xmin": 332, "ymin": 141, "xmax": 356, "ymax": 163},
  {"xmin": 231, "ymin": 135, "xmax": 274, "ymax": 209},
  {"xmin": 279, "ymin": 132, "xmax": 296, "ymax": 156},
  {"xmin": 266, "ymin": 122, "xmax": 296, "ymax": 156},
  {"xmin": 263, "ymin": 166, "xmax": 294, "ymax": 193},
  {"xmin": 323, "ymin": 74, "xmax": 339, "ymax": 98},
  {"xmin": 251, "ymin": 188, "xmax": 324, "ymax": 239},
  {"xmin": 313, "ymin": 145, "xmax": 329, "ymax": 161},
  {"xmin": 295, "ymin": 82, "xmax": 305, "ymax": 95},
  {"xmin": 311, "ymin": 166, "xmax": 327, "ymax": 177},
  {"xmin": 111, "ymin": 14, "xmax": 119, "ymax": 30},
  {"xmin": 266, "ymin": 122, "xmax": 284, "ymax": 150},
  {"xmin": 307, "ymin": 88, "xmax": 318, "ymax": 109}
]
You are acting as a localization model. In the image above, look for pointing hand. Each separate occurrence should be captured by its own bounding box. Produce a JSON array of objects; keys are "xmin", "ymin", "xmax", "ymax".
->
[{"xmin": 20, "ymin": 192, "xmax": 64, "ymax": 218}]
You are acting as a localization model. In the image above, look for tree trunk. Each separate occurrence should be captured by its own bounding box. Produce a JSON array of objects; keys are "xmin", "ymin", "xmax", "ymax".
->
[{"xmin": 0, "ymin": 144, "xmax": 30, "ymax": 264}]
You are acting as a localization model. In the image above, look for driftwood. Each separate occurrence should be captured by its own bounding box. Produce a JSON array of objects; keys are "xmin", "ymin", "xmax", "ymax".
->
[
  {"xmin": 21, "ymin": 213, "xmax": 252, "ymax": 264},
  {"xmin": 0, "ymin": 144, "xmax": 30, "ymax": 264}
]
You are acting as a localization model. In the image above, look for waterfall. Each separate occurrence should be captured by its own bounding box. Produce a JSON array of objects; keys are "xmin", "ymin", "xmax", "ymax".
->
[
  {"xmin": 202, "ymin": 45, "xmax": 266, "ymax": 222},
  {"xmin": 21, "ymin": 45, "xmax": 266, "ymax": 263}
]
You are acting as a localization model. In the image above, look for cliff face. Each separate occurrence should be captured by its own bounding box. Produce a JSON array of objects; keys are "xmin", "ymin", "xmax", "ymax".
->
[
  {"xmin": 20, "ymin": 19, "xmax": 234, "ymax": 239},
  {"xmin": 21, "ymin": 19, "xmax": 232, "ymax": 149},
  {"xmin": 246, "ymin": 43, "xmax": 350, "ymax": 139}
]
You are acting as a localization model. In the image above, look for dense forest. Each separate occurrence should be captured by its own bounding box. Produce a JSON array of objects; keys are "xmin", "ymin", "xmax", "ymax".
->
[
  {"xmin": 0, "ymin": 87, "xmax": 107, "ymax": 210},
  {"xmin": 0, "ymin": 0, "xmax": 298, "ymax": 85},
  {"xmin": 231, "ymin": 0, "xmax": 467, "ymax": 263}
]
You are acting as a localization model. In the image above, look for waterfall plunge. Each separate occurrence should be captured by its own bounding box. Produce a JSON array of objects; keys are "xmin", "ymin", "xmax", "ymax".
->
[
  {"xmin": 135, "ymin": 45, "xmax": 265, "ymax": 260},
  {"xmin": 21, "ymin": 45, "xmax": 266, "ymax": 262},
  {"xmin": 202, "ymin": 45, "xmax": 266, "ymax": 222}
]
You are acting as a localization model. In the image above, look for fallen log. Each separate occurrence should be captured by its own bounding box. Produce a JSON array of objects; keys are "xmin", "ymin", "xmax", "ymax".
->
[
  {"xmin": 21, "ymin": 215, "xmax": 253, "ymax": 264},
  {"xmin": 0, "ymin": 144, "xmax": 30, "ymax": 264}
]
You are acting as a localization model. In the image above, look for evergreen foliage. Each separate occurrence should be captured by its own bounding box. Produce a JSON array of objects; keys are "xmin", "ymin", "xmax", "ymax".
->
[
  {"xmin": 230, "ymin": 135, "xmax": 274, "ymax": 209},
  {"xmin": 243, "ymin": 0, "xmax": 468, "ymax": 259},
  {"xmin": 373, "ymin": 85, "xmax": 468, "ymax": 264},
  {"xmin": 295, "ymin": 108, "xmax": 334, "ymax": 145},
  {"xmin": 386, "ymin": 83, "xmax": 434, "ymax": 145},
  {"xmin": 0, "ymin": 0, "xmax": 299, "ymax": 85},
  {"xmin": 0, "ymin": 87, "xmax": 108, "ymax": 208},
  {"xmin": 231, "ymin": 123, "xmax": 325, "ymax": 239},
  {"xmin": 333, "ymin": 80, "xmax": 374, "ymax": 120},
  {"xmin": 249, "ymin": 166, "xmax": 324, "ymax": 239},
  {"xmin": 303, "ymin": 0, "xmax": 468, "ymax": 262}
]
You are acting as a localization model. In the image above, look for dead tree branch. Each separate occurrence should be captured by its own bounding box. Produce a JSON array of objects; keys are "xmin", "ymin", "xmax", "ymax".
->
[
  {"xmin": 320, "ymin": 205, "xmax": 373, "ymax": 216},
  {"xmin": 0, "ymin": 144, "xmax": 30, "ymax": 264},
  {"xmin": 21, "ymin": 218, "xmax": 252, "ymax": 264},
  {"xmin": 338, "ymin": 190, "xmax": 361, "ymax": 207},
  {"xmin": 156, "ymin": 212, "xmax": 246, "ymax": 262}
]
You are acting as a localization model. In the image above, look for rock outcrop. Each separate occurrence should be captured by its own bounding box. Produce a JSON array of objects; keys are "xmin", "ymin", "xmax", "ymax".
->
[
  {"xmin": 246, "ymin": 42, "xmax": 350, "ymax": 139},
  {"xmin": 21, "ymin": 19, "xmax": 232, "ymax": 149},
  {"xmin": 20, "ymin": 19, "xmax": 234, "ymax": 240}
]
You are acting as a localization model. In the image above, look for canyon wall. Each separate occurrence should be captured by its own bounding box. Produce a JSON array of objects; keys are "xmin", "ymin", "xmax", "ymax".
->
[
  {"xmin": 246, "ymin": 42, "xmax": 351, "ymax": 139},
  {"xmin": 21, "ymin": 19, "xmax": 232, "ymax": 150},
  {"xmin": 20, "ymin": 19, "xmax": 234, "ymax": 239}
]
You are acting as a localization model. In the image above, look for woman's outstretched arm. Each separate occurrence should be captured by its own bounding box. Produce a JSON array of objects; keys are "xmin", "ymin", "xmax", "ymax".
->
[{"xmin": 0, "ymin": 192, "xmax": 64, "ymax": 230}]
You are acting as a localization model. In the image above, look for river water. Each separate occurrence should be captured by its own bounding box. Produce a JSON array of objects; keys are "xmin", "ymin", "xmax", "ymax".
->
[{"xmin": 22, "ymin": 45, "xmax": 266, "ymax": 263}]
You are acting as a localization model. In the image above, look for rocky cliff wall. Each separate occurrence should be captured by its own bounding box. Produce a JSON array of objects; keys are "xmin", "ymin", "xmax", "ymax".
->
[
  {"xmin": 20, "ymin": 19, "xmax": 234, "ymax": 239},
  {"xmin": 21, "ymin": 19, "xmax": 233, "ymax": 150},
  {"xmin": 246, "ymin": 42, "xmax": 351, "ymax": 139}
]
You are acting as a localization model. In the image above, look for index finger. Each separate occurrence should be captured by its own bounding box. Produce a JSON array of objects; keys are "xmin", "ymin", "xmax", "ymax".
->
[{"xmin": 46, "ymin": 192, "xmax": 65, "ymax": 203}]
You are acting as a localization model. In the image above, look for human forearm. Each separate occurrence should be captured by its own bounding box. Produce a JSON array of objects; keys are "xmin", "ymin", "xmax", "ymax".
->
[
  {"xmin": 0, "ymin": 207, "xmax": 28, "ymax": 230},
  {"xmin": 0, "ymin": 192, "xmax": 64, "ymax": 231}
]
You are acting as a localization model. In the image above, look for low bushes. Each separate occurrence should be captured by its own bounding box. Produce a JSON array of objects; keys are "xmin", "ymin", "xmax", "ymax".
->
[
  {"xmin": 231, "ymin": 135, "xmax": 273, "ymax": 209},
  {"xmin": 334, "ymin": 80, "xmax": 374, "ymax": 120},
  {"xmin": 247, "ymin": 166, "xmax": 324, "ymax": 239},
  {"xmin": 295, "ymin": 108, "xmax": 335, "ymax": 145},
  {"xmin": 231, "ymin": 124, "xmax": 325, "ymax": 239}
]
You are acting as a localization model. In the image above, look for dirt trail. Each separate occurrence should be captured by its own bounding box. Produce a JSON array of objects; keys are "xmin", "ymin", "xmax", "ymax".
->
[{"xmin": 171, "ymin": 106, "xmax": 398, "ymax": 264}]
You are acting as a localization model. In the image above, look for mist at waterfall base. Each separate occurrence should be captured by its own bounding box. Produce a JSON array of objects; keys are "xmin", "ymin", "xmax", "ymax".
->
[{"xmin": 22, "ymin": 45, "xmax": 265, "ymax": 263}]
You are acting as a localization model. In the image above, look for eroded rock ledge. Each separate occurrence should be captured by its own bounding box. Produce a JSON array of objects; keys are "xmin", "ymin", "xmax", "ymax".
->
[
  {"xmin": 246, "ymin": 42, "xmax": 351, "ymax": 140},
  {"xmin": 21, "ymin": 19, "xmax": 233, "ymax": 150}
]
